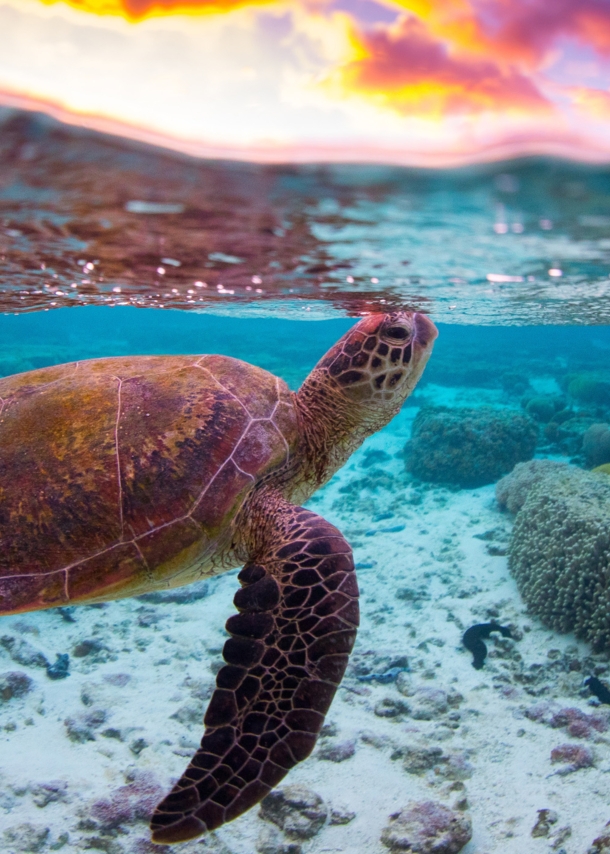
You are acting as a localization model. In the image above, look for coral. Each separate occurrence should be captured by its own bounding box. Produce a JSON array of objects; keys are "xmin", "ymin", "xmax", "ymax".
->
[
  {"xmin": 566, "ymin": 373, "xmax": 610, "ymax": 405},
  {"xmin": 589, "ymin": 821, "xmax": 610, "ymax": 853},
  {"xmin": 401, "ymin": 746, "xmax": 445, "ymax": 775},
  {"xmin": 549, "ymin": 707, "xmax": 607, "ymax": 739},
  {"xmin": 30, "ymin": 781, "xmax": 68, "ymax": 808},
  {"xmin": 583, "ymin": 423, "xmax": 610, "ymax": 468},
  {"xmin": 0, "ymin": 671, "xmax": 33, "ymax": 702},
  {"xmin": 594, "ymin": 463, "xmax": 610, "ymax": 475},
  {"xmin": 395, "ymin": 685, "xmax": 453, "ymax": 719},
  {"xmin": 524, "ymin": 396, "xmax": 558, "ymax": 423},
  {"xmin": 496, "ymin": 460, "xmax": 569, "ymax": 514},
  {"xmin": 374, "ymin": 697, "xmax": 409, "ymax": 718},
  {"xmin": 91, "ymin": 770, "xmax": 165, "ymax": 831},
  {"xmin": 405, "ymin": 406, "xmax": 537, "ymax": 488},
  {"xmin": 64, "ymin": 709, "xmax": 107, "ymax": 743},
  {"xmin": 2, "ymin": 823, "xmax": 50, "ymax": 853},
  {"xmin": 72, "ymin": 639, "xmax": 105, "ymax": 658},
  {"xmin": 381, "ymin": 801, "xmax": 472, "ymax": 853},
  {"xmin": 543, "ymin": 414, "xmax": 597, "ymax": 456},
  {"xmin": 317, "ymin": 738, "xmax": 356, "ymax": 762},
  {"xmin": 550, "ymin": 743, "xmax": 594, "ymax": 769},
  {"xmin": 0, "ymin": 636, "xmax": 48, "ymax": 668},
  {"xmin": 503, "ymin": 463, "xmax": 610, "ymax": 649},
  {"xmin": 256, "ymin": 826, "xmax": 302, "ymax": 854},
  {"xmin": 330, "ymin": 806, "xmax": 356, "ymax": 825},
  {"xmin": 397, "ymin": 746, "xmax": 472, "ymax": 780},
  {"xmin": 259, "ymin": 786, "xmax": 327, "ymax": 840}
]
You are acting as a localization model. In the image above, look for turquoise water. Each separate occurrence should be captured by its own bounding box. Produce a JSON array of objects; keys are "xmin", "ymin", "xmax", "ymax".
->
[
  {"xmin": 1, "ymin": 305, "xmax": 609, "ymax": 393},
  {"xmin": 2, "ymin": 110, "xmax": 610, "ymax": 854},
  {"xmin": 2, "ymin": 108, "xmax": 610, "ymax": 324}
]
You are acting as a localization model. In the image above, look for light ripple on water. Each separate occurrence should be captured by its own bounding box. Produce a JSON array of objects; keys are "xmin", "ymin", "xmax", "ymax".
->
[{"xmin": 1, "ymin": 109, "xmax": 610, "ymax": 324}]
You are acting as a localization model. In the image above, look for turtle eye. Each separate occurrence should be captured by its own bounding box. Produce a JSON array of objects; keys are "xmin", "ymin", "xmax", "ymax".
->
[{"xmin": 384, "ymin": 324, "xmax": 411, "ymax": 343}]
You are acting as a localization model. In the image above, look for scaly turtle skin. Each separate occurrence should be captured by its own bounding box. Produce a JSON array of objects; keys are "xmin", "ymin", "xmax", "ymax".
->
[{"xmin": 0, "ymin": 311, "xmax": 437, "ymax": 844}]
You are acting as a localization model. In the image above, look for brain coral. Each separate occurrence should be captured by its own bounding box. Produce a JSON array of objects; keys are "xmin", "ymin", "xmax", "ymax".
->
[
  {"xmin": 498, "ymin": 462, "xmax": 610, "ymax": 650},
  {"xmin": 583, "ymin": 423, "xmax": 610, "ymax": 468},
  {"xmin": 406, "ymin": 406, "xmax": 537, "ymax": 488}
]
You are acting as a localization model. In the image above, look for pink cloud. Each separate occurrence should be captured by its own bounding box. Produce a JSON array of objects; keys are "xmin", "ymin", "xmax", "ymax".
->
[{"xmin": 340, "ymin": 15, "xmax": 551, "ymax": 114}]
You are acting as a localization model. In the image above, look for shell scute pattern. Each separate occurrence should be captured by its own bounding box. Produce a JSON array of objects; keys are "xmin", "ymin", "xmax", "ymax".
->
[
  {"xmin": 0, "ymin": 355, "xmax": 297, "ymax": 614},
  {"xmin": 0, "ymin": 367, "xmax": 122, "ymax": 572}
]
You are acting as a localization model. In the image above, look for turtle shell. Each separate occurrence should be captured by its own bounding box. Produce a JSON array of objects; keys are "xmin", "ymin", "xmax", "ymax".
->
[{"xmin": 0, "ymin": 355, "xmax": 297, "ymax": 614}]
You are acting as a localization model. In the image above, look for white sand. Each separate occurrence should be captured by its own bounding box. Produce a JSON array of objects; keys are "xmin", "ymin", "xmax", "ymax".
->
[{"xmin": 1, "ymin": 395, "xmax": 609, "ymax": 854}]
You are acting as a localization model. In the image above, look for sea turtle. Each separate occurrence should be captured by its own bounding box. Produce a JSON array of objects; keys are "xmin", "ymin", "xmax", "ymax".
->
[{"xmin": 0, "ymin": 310, "xmax": 437, "ymax": 843}]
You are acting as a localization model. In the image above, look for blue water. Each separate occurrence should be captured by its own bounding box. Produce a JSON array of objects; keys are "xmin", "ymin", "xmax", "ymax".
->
[
  {"xmin": 1, "ymin": 108, "xmax": 610, "ymax": 323},
  {"xmin": 1, "ymin": 306, "xmax": 609, "ymax": 392}
]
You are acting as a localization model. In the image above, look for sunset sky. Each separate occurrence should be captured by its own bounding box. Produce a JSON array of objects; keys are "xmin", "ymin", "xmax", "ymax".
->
[{"xmin": 1, "ymin": 0, "xmax": 610, "ymax": 164}]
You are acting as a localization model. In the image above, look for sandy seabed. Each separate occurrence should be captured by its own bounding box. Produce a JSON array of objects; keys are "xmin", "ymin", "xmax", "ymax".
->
[{"xmin": 1, "ymin": 387, "xmax": 609, "ymax": 854}]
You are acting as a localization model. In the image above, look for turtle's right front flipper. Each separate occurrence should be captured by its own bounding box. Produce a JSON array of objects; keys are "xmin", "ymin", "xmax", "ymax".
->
[{"xmin": 150, "ymin": 500, "xmax": 358, "ymax": 844}]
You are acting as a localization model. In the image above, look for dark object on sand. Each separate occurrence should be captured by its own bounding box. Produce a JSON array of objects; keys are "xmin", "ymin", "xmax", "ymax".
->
[
  {"xmin": 357, "ymin": 666, "xmax": 409, "ymax": 684},
  {"xmin": 46, "ymin": 653, "xmax": 70, "ymax": 680},
  {"xmin": 585, "ymin": 675, "xmax": 610, "ymax": 705},
  {"xmin": 462, "ymin": 622, "xmax": 512, "ymax": 669}
]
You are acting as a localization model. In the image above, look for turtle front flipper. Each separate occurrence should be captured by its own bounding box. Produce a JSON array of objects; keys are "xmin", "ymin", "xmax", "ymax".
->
[{"xmin": 150, "ymin": 500, "xmax": 359, "ymax": 844}]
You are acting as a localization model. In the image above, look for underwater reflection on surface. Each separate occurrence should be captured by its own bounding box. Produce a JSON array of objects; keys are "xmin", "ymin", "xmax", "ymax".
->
[{"xmin": 1, "ymin": 108, "xmax": 610, "ymax": 324}]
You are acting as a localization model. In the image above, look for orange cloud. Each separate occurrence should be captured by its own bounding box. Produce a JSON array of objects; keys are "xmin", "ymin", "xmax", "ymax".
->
[
  {"xmin": 36, "ymin": 0, "xmax": 272, "ymax": 21},
  {"xmin": 337, "ymin": 15, "xmax": 551, "ymax": 115}
]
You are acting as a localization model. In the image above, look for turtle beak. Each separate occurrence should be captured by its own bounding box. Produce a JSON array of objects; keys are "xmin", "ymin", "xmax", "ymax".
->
[{"xmin": 413, "ymin": 312, "xmax": 438, "ymax": 349}]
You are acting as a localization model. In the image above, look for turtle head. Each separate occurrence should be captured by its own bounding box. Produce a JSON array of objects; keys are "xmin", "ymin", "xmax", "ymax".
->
[
  {"xmin": 293, "ymin": 311, "xmax": 437, "ymax": 495},
  {"xmin": 318, "ymin": 311, "xmax": 438, "ymax": 412}
]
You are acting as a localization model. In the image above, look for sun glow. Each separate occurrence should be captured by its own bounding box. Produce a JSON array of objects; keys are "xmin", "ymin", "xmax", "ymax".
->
[
  {"xmin": 35, "ymin": 0, "xmax": 271, "ymax": 21},
  {"xmin": 0, "ymin": 0, "xmax": 609, "ymax": 164}
]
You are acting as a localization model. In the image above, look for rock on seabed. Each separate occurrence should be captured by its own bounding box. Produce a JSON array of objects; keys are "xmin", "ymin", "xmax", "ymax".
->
[
  {"xmin": 381, "ymin": 800, "xmax": 472, "ymax": 853},
  {"xmin": 259, "ymin": 786, "xmax": 328, "ymax": 839}
]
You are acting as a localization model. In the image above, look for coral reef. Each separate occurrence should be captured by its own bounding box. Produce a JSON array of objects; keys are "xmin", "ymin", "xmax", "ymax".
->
[
  {"xmin": 405, "ymin": 406, "xmax": 537, "ymax": 488},
  {"xmin": 499, "ymin": 462, "xmax": 610, "ymax": 649},
  {"xmin": 381, "ymin": 801, "xmax": 472, "ymax": 853},
  {"xmin": 543, "ymin": 413, "xmax": 597, "ymax": 457},
  {"xmin": 495, "ymin": 460, "xmax": 569, "ymax": 514},
  {"xmin": 565, "ymin": 373, "xmax": 610, "ymax": 406},
  {"xmin": 583, "ymin": 423, "xmax": 610, "ymax": 468},
  {"xmin": 524, "ymin": 397, "xmax": 555, "ymax": 423}
]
